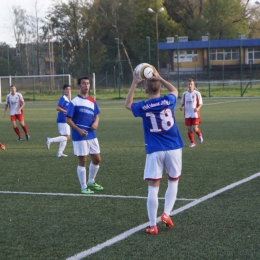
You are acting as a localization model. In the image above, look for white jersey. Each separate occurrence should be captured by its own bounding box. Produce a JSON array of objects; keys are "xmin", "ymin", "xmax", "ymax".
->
[
  {"xmin": 5, "ymin": 92, "xmax": 24, "ymax": 116},
  {"xmin": 181, "ymin": 90, "xmax": 203, "ymax": 118}
]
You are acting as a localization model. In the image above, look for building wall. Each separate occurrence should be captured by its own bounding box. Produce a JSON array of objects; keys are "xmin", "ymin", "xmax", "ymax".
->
[{"xmin": 171, "ymin": 47, "xmax": 260, "ymax": 71}]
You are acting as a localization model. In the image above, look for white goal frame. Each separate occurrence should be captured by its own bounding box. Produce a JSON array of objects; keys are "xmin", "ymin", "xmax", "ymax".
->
[{"xmin": 0, "ymin": 74, "xmax": 71, "ymax": 103}]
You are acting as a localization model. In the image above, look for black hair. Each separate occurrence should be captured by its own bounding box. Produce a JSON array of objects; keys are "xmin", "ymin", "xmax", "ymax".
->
[
  {"xmin": 63, "ymin": 84, "xmax": 71, "ymax": 90},
  {"xmin": 77, "ymin": 76, "xmax": 89, "ymax": 85}
]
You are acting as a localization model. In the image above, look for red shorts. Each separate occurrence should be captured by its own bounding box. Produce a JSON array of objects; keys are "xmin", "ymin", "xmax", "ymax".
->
[
  {"xmin": 185, "ymin": 118, "xmax": 200, "ymax": 126},
  {"xmin": 10, "ymin": 110, "xmax": 24, "ymax": 122}
]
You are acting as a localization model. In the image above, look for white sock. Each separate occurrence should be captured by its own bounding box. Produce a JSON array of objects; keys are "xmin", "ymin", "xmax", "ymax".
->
[
  {"xmin": 147, "ymin": 186, "xmax": 159, "ymax": 227},
  {"xmin": 164, "ymin": 180, "xmax": 179, "ymax": 215},
  {"xmin": 50, "ymin": 136, "xmax": 67, "ymax": 143},
  {"xmin": 58, "ymin": 140, "xmax": 67, "ymax": 154},
  {"xmin": 77, "ymin": 166, "xmax": 87, "ymax": 190},
  {"xmin": 88, "ymin": 163, "xmax": 100, "ymax": 184}
]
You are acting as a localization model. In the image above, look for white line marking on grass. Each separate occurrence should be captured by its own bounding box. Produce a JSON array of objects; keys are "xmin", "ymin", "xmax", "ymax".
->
[
  {"xmin": 66, "ymin": 172, "xmax": 260, "ymax": 260},
  {"xmin": 203, "ymin": 99, "xmax": 250, "ymax": 106},
  {"xmin": 0, "ymin": 191, "xmax": 194, "ymax": 201}
]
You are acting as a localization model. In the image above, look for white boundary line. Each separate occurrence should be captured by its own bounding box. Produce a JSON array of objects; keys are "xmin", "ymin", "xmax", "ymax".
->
[
  {"xmin": 66, "ymin": 172, "xmax": 260, "ymax": 260},
  {"xmin": 0, "ymin": 191, "xmax": 194, "ymax": 201}
]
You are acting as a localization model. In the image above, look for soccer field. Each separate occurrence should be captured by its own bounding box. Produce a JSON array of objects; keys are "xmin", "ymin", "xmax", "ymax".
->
[{"xmin": 0, "ymin": 98, "xmax": 260, "ymax": 259}]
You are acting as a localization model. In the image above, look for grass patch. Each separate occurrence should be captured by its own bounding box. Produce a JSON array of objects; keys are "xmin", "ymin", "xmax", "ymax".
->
[{"xmin": 0, "ymin": 98, "xmax": 259, "ymax": 259}]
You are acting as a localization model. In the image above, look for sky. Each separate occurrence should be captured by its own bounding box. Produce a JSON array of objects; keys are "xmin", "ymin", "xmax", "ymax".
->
[
  {"xmin": 0, "ymin": 0, "xmax": 258, "ymax": 47},
  {"xmin": 0, "ymin": 0, "xmax": 65, "ymax": 46}
]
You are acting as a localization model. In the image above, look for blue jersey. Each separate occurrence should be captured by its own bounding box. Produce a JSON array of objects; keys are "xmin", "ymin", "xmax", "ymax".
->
[
  {"xmin": 131, "ymin": 94, "xmax": 184, "ymax": 154},
  {"xmin": 66, "ymin": 95, "xmax": 100, "ymax": 141},
  {"xmin": 56, "ymin": 95, "xmax": 70, "ymax": 123}
]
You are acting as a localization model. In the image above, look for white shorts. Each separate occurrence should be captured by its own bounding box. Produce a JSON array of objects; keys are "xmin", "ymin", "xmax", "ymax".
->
[
  {"xmin": 58, "ymin": 123, "xmax": 70, "ymax": 136},
  {"xmin": 73, "ymin": 138, "xmax": 100, "ymax": 156},
  {"xmin": 144, "ymin": 148, "xmax": 182, "ymax": 180}
]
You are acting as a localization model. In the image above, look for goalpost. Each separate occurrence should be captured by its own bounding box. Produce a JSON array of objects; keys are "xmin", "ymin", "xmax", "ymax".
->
[{"xmin": 0, "ymin": 74, "xmax": 71, "ymax": 103}]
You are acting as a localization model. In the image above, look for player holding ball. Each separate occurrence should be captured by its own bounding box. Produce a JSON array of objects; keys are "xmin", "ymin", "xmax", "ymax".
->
[{"xmin": 125, "ymin": 65, "xmax": 184, "ymax": 235}]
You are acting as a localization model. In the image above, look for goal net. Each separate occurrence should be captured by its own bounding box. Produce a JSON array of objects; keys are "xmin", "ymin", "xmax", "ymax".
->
[{"xmin": 0, "ymin": 74, "xmax": 71, "ymax": 103}]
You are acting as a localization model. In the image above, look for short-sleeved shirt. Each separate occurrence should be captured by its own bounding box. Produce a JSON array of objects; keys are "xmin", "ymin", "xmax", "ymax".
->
[
  {"xmin": 66, "ymin": 95, "xmax": 100, "ymax": 141},
  {"xmin": 181, "ymin": 90, "xmax": 203, "ymax": 118},
  {"xmin": 5, "ymin": 92, "xmax": 24, "ymax": 116},
  {"xmin": 131, "ymin": 94, "xmax": 184, "ymax": 154},
  {"xmin": 56, "ymin": 95, "xmax": 70, "ymax": 123}
]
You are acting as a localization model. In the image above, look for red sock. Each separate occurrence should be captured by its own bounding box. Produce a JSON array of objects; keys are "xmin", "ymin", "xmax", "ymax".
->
[
  {"xmin": 195, "ymin": 129, "xmax": 202, "ymax": 136},
  {"xmin": 14, "ymin": 127, "xmax": 22, "ymax": 137},
  {"xmin": 188, "ymin": 132, "xmax": 195, "ymax": 143},
  {"xmin": 22, "ymin": 124, "xmax": 28, "ymax": 135}
]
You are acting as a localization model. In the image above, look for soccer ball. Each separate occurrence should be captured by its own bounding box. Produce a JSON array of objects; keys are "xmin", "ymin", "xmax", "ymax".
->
[{"xmin": 134, "ymin": 63, "xmax": 154, "ymax": 80}]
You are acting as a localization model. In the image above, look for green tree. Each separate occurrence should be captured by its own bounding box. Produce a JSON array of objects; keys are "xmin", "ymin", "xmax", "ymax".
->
[
  {"xmin": 203, "ymin": 0, "xmax": 248, "ymax": 39},
  {"xmin": 164, "ymin": 0, "xmax": 256, "ymax": 40},
  {"xmin": 131, "ymin": 0, "xmax": 184, "ymax": 68}
]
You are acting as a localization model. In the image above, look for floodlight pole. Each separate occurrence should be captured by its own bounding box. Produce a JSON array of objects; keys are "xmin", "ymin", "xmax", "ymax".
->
[
  {"xmin": 31, "ymin": 42, "xmax": 35, "ymax": 100},
  {"xmin": 146, "ymin": 36, "xmax": 151, "ymax": 64},
  {"xmin": 61, "ymin": 39, "xmax": 64, "ymax": 85},
  {"xmin": 6, "ymin": 44, "xmax": 10, "ymax": 75},
  {"xmin": 148, "ymin": 7, "xmax": 164, "ymax": 71},
  {"xmin": 207, "ymin": 33, "xmax": 211, "ymax": 97},
  {"xmin": 115, "ymin": 38, "xmax": 121, "ymax": 99},
  {"xmin": 239, "ymin": 32, "xmax": 242, "ymax": 96},
  {"xmin": 86, "ymin": 39, "xmax": 90, "ymax": 78},
  {"xmin": 175, "ymin": 35, "xmax": 180, "ymax": 95}
]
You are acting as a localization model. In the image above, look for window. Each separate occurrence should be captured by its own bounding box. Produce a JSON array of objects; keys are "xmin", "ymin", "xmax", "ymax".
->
[
  {"xmin": 174, "ymin": 50, "xmax": 198, "ymax": 62},
  {"xmin": 248, "ymin": 48, "xmax": 260, "ymax": 62},
  {"xmin": 210, "ymin": 49, "xmax": 239, "ymax": 61}
]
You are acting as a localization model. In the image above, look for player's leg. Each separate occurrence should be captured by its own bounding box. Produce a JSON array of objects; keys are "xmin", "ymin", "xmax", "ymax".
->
[
  {"xmin": 193, "ymin": 121, "xmax": 203, "ymax": 144},
  {"xmin": 88, "ymin": 138, "xmax": 103, "ymax": 190},
  {"xmin": 56, "ymin": 124, "xmax": 70, "ymax": 156},
  {"xmin": 146, "ymin": 180, "xmax": 160, "ymax": 234},
  {"xmin": 77, "ymin": 155, "xmax": 93, "ymax": 194},
  {"xmin": 186, "ymin": 118, "xmax": 195, "ymax": 147},
  {"xmin": 18, "ymin": 113, "xmax": 30, "ymax": 140},
  {"xmin": 46, "ymin": 123, "xmax": 70, "ymax": 154},
  {"xmin": 144, "ymin": 152, "xmax": 164, "ymax": 234},
  {"xmin": 11, "ymin": 116, "xmax": 22, "ymax": 140},
  {"xmin": 162, "ymin": 149, "xmax": 182, "ymax": 227},
  {"xmin": 73, "ymin": 140, "xmax": 93, "ymax": 194}
]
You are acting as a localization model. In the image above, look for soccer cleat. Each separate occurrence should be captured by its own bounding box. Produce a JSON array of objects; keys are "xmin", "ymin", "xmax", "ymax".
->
[
  {"xmin": 56, "ymin": 153, "xmax": 68, "ymax": 157},
  {"xmin": 81, "ymin": 188, "xmax": 94, "ymax": 194},
  {"xmin": 189, "ymin": 142, "xmax": 196, "ymax": 148},
  {"xmin": 0, "ymin": 143, "xmax": 6, "ymax": 151},
  {"xmin": 161, "ymin": 212, "xmax": 174, "ymax": 227},
  {"xmin": 46, "ymin": 137, "xmax": 51, "ymax": 149},
  {"xmin": 26, "ymin": 134, "xmax": 30, "ymax": 141},
  {"xmin": 146, "ymin": 225, "xmax": 158, "ymax": 235},
  {"xmin": 17, "ymin": 137, "xmax": 23, "ymax": 141},
  {"xmin": 198, "ymin": 135, "xmax": 203, "ymax": 144},
  {"xmin": 87, "ymin": 182, "xmax": 103, "ymax": 191}
]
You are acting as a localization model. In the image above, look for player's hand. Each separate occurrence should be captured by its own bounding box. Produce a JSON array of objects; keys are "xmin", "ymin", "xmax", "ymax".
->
[
  {"xmin": 146, "ymin": 66, "xmax": 160, "ymax": 81},
  {"xmin": 79, "ymin": 129, "xmax": 88, "ymax": 137},
  {"xmin": 180, "ymin": 107, "xmax": 183, "ymax": 111},
  {"xmin": 132, "ymin": 70, "xmax": 143, "ymax": 86},
  {"xmin": 91, "ymin": 121, "xmax": 98, "ymax": 130}
]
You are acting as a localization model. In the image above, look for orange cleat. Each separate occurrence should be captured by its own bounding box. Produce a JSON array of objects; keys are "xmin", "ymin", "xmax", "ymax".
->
[
  {"xmin": 146, "ymin": 225, "xmax": 158, "ymax": 235},
  {"xmin": 161, "ymin": 212, "xmax": 174, "ymax": 227}
]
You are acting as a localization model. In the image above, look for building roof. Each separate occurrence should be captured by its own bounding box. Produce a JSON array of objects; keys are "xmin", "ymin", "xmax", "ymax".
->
[{"xmin": 158, "ymin": 38, "xmax": 260, "ymax": 50}]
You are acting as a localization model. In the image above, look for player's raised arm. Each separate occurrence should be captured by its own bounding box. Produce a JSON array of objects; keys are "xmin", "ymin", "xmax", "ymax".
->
[{"xmin": 125, "ymin": 70, "xmax": 143, "ymax": 110}]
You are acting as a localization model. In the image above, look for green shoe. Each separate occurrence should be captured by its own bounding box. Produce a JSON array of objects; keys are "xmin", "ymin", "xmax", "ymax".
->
[
  {"xmin": 87, "ymin": 182, "xmax": 103, "ymax": 191},
  {"xmin": 81, "ymin": 188, "xmax": 94, "ymax": 194}
]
